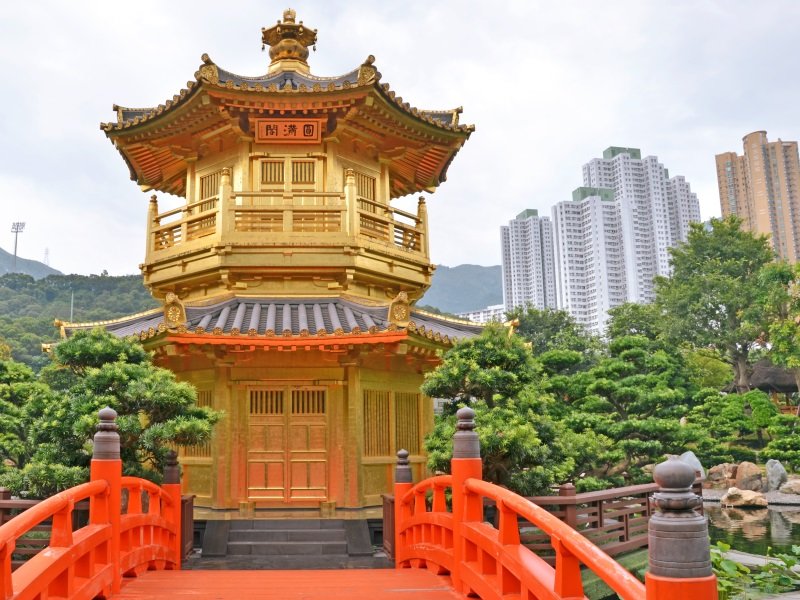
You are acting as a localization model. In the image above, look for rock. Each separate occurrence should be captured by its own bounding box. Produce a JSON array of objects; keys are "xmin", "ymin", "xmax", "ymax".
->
[
  {"xmin": 707, "ymin": 463, "xmax": 738, "ymax": 489},
  {"xmin": 679, "ymin": 451, "xmax": 705, "ymax": 479},
  {"xmin": 779, "ymin": 479, "xmax": 800, "ymax": 495},
  {"xmin": 708, "ymin": 463, "xmax": 736, "ymax": 482},
  {"xmin": 734, "ymin": 461, "xmax": 763, "ymax": 492},
  {"xmin": 766, "ymin": 459, "xmax": 788, "ymax": 492},
  {"xmin": 721, "ymin": 487, "xmax": 768, "ymax": 508}
]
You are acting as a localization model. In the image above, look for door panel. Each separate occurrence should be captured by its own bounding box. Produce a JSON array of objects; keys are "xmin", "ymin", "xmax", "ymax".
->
[
  {"xmin": 247, "ymin": 389, "xmax": 287, "ymax": 500},
  {"xmin": 247, "ymin": 387, "xmax": 328, "ymax": 503},
  {"xmin": 288, "ymin": 389, "xmax": 327, "ymax": 500}
]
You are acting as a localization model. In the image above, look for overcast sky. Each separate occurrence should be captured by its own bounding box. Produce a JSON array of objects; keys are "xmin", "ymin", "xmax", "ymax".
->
[{"xmin": 2, "ymin": 1, "xmax": 799, "ymax": 275}]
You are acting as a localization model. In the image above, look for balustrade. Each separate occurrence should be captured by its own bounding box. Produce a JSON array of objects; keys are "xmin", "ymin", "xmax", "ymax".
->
[
  {"xmin": 0, "ymin": 408, "xmax": 182, "ymax": 600},
  {"xmin": 393, "ymin": 407, "xmax": 718, "ymax": 600},
  {"xmin": 145, "ymin": 187, "xmax": 428, "ymax": 259}
]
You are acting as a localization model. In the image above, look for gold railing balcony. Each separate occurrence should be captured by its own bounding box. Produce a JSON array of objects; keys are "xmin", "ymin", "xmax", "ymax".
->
[{"xmin": 144, "ymin": 168, "xmax": 429, "ymax": 264}]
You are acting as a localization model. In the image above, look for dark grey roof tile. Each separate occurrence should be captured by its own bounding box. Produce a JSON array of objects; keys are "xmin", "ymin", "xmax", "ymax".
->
[{"xmin": 63, "ymin": 297, "xmax": 480, "ymax": 344}]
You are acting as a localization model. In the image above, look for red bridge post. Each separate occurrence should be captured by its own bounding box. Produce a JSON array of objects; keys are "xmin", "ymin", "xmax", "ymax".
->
[
  {"xmin": 162, "ymin": 450, "xmax": 182, "ymax": 569},
  {"xmin": 645, "ymin": 456, "xmax": 718, "ymax": 600},
  {"xmin": 450, "ymin": 407, "xmax": 482, "ymax": 595},
  {"xmin": 393, "ymin": 449, "xmax": 413, "ymax": 564},
  {"xmin": 90, "ymin": 406, "xmax": 123, "ymax": 595}
]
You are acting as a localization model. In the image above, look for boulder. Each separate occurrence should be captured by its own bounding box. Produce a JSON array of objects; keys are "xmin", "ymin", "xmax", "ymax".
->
[
  {"xmin": 734, "ymin": 461, "xmax": 763, "ymax": 492},
  {"xmin": 679, "ymin": 451, "xmax": 705, "ymax": 479},
  {"xmin": 707, "ymin": 463, "xmax": 737, "ymax": 489},
  {"xmin": 721, "ymin": 487, "xmax": 768, "ymax": 508},
  {"xmin": 766, "ymin": 459, "xmax": 788, "ymax": 492},
  {"xmin": 779, "ymin": 479, "xmax": 800, "ymax": 495}
]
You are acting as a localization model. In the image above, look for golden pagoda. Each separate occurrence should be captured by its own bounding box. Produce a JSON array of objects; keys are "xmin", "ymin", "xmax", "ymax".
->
[{"xmin": 62, "ymin": 9, "xmax": 477, "ymax": 515}]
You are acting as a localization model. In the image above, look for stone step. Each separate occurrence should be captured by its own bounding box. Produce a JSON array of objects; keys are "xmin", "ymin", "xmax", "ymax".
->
[
  {"xmin": 229, "ymin": 519, "xmax": 345, "ymax": 531},
  {"xmin": 228, "ymin": 529, "xmax": 347, "ymax": 543},
  {"xmin": 186, "ymin": 554, "xmax": 393, "ymax": 570},
  {"xmin": 227, "ymin": 540, "xmax": 349, "ymax": 556}
]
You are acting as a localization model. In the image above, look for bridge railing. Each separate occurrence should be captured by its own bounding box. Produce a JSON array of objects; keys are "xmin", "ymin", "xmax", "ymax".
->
[
  {"xmin": 394, "ymin": 407, "xmax": 718, "ymax": 600},
  {"xmin": 0, "ymin": 407, "xmax": 182, "ymax": 600}
]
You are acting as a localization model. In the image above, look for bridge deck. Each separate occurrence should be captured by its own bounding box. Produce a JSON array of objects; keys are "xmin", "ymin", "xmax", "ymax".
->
[{"xmin": 113, "ymin": 569, "xmax": 462, "ymax": 599}]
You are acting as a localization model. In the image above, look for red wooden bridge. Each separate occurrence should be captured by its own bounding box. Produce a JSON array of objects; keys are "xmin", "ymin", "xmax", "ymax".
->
[{"xmin": 0, "ymin": 408, "xmax": 718, "ymax": 600}]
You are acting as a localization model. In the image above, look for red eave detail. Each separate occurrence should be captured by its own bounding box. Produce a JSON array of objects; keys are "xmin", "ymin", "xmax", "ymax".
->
[{"xmin": 163, "ymin": 332, "xmax": 409, "ymax": 348}]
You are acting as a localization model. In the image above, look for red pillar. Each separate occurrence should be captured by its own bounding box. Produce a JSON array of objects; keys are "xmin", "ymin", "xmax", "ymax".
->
[
  {"xmin": 89, "ymin": 407, "xmax": 122, "ymax": 595},
  {"xmin": 450, "ymin": 407, "xmax": 482, "ymax": 595},
  {"xmin": 162, "ymin": 450, "xmax": 183, "ymax": 570},
  {"xmin": 393, "ymin": 449, "xmax": 413, "ymax": 566}
]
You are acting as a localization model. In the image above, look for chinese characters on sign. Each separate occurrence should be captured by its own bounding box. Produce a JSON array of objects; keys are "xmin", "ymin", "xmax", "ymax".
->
[{"xmin": 256, "ymin": 119, "xmax": 323, "ymax": 143}]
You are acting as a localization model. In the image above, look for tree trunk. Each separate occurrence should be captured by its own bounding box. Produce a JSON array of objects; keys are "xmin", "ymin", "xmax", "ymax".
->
[
  {"xmin": 734, "ymin": 353, "xmax": 750, "ymax": 393},
  {"xmin": 793, "ymin": 368, "xmax": 800, "ymax": 421}
]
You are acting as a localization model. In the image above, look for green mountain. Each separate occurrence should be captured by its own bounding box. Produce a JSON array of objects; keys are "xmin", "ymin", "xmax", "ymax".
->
[
  {"xmin": 0, "ymin": 273, "xmax": 157, "ymax": 369},
  {"xmin": 0, "ymin": 247, "xmax": 61, "ymax": 279},
  {"xmin": 0, "ymin": 263, "xmax": 502, "ymax": 369},
  {"xmin": 420, "ymin": 264, "xmax": 502, "ymax": 314}
]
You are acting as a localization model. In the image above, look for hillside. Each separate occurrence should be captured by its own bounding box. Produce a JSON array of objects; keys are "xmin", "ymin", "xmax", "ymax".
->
[
  {"xmin": 0, "ymin": 264, "xmax": 502, "ymax": 369},
  {"xmin": 0, "ymin": 247, "xmax": 61, "ymax": 279},
  {"xmin": 420, "ymin": 264, "xmax": 502, "ymax": 314},
  {"xmin": 0, "ymin": 273, "xmax": 157, "ymax": 369}
]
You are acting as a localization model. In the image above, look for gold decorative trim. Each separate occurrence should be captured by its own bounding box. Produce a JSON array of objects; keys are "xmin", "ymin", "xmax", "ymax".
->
[
  {"xmin": 388, "ymin": 291, "xmax": 410, "ymax": 328},
  {"xmin": 163, "ymin": 292, "xmax": 187, "ymax": 329}
]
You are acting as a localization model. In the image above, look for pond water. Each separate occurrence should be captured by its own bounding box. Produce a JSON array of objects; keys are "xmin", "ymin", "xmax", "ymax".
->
[{"xmin": 706, "ymin": 502, "xmax": 800, "ymax": 555}]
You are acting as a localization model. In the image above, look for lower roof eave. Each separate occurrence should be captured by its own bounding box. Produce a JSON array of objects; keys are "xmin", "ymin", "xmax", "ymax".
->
[{"xmin": 161, "ymin": 331, "xmax": 410, "ymax": 348}]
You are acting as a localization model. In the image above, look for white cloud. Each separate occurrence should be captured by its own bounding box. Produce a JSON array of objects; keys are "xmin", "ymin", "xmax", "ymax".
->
[{"xmin": 1, "ymin": 0, "xmax": 799, "ymax": 273}]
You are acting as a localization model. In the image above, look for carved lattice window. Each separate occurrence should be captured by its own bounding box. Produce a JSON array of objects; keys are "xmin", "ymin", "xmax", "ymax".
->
[
  {"xmin": 291, "ymin": 389, "xmax": 326, "ymax": 415},
  {"xmin": 395, "ymin": 392, "xmax": 420, "ymax": 454},
  {"xmin": 261, "ymin": 161, "xmax": 285, "ymax": 186},
  {"xmin": 250, "ymin": 389, "xmax": 284, "ymax": 415},
  {"xmin": 363, "ymin": 390, "xmax": 391, "ymax": 457}
]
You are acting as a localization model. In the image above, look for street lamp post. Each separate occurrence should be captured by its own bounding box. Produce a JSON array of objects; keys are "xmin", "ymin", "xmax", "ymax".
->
[{"xmin": 11, "ymin": 222, "xmax": 25, "ymax": 272}]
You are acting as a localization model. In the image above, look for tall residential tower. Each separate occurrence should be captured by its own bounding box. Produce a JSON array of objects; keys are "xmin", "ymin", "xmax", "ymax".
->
[
  {"xmin": 716, "ymin": 131, "xmax": 800, "ymax": 261},
  {"xmin": 581, "ymin": 147, "xmax": 701, "ymax": 303},
  {"xmin": 501, "ymin": 209, "xmax": 557, "ymax": 311},
  {"xmin": 552, "ymin": 187, "xmax": 625, "ymax": 334},
  {"xmin": 550, "ymin": 147, "xmax": 701, "ymax": 334}
]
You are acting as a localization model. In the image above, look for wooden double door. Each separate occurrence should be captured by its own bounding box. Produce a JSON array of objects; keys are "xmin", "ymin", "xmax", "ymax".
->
[{"xmin": 246, "ymin": 387, "xmax": 328, "ymax": 504}]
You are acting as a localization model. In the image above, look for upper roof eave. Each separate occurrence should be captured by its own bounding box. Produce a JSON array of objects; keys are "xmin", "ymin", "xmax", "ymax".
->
[{"xmin": 100, "ymin": 55, "xmax": 474, "ymax": 137}]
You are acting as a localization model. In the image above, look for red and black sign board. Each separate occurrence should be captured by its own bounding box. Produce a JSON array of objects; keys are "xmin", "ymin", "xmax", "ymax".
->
[{"xmin": 255, "ymin": 119, "xmax": 324, "ymax": 143}]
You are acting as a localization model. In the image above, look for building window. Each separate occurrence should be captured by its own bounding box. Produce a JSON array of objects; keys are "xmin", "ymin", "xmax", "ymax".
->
[
  {"xmin": 261, "ymin": 160, "xmax": 285, "ymax": 186},
  {"xmin": 363, "ymin": 389, "xmax": 421, "ymax": 456},
  {"xmin": 363, "ymin": 390, "xmax": 390, "ymax": 456},
  {"xmin": 199, "ymin": 171, "xmax": 221, "ymax": 200}
]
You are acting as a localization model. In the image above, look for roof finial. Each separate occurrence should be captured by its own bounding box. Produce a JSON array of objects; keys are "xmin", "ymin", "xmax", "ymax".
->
[{"xmin": 261, "ymin": 8, "xmax": 318, "ymax": 75}]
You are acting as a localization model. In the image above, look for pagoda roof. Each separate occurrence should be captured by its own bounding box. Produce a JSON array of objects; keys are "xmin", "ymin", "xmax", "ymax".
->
[
  {"xmin": 101, "ymin": 54, "xmax": 472, "ymax": 198},
  {"xmin": 57, "ymin": 297, "xmax": 482, "ymax": 348}
]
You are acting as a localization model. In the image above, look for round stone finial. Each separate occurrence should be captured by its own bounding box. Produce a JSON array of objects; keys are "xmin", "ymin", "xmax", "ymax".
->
[
  {"xmin": 98, "ymin": 406, "xmax": 118, "ymax": 424},
  {"xmin": 453, "ymin": 406, "xmax": 480, "ymax": 459},
  {"xmin": 653, "ymin": 456, "xmax": 695, "ymax": 492},
  {"xmin": 93, "ymin": 407, "xmax": 120, "ymax": 460},
  {"xmin": 456, "ymin": 407, "xmax": 476, "ymax": 431},
  {"xmin": 163, "ymin": 449, "xmax": 180, "ymax": 484},
  {"xmin": 649, "ymin": 455, "xmax": 711, "ymax": 578},
  {"xmin": 395, "ymin": 449, "xmax": 412, "ymax": 484}
]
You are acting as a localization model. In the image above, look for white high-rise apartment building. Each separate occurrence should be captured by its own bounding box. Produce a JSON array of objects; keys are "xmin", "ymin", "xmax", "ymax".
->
[
  {"xmin": 456, "ymin": 304, "xmax": 506, "ymax": 324},
  {"xmin": 552, "ymin": 147, "xmax": 701, "ymax": 334},
  {"xmin": 552, "ymin": 188, "xmax": 626, "ymax": 335},
  {"xmin": 582, "ymin": 147, "xmax": 698, "ymax": 302},
  {"xmin": 501, "ymin": 209, "xmax": 557, "ymax": 311}
]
